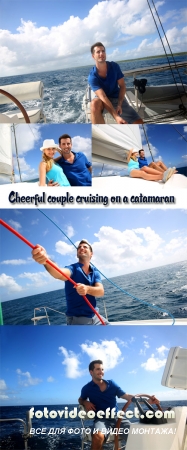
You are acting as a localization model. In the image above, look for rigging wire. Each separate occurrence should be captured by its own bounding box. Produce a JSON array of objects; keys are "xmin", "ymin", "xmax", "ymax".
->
[
  {"xmin": 171, "ymin": 125, "xmax": 187, "ymax": 143},
  {"xmin": 38, "ymin": 209, "xmax": 175, "ymax": 324},
  {"xmin": 146, "ymin": 0, "xmax": 186, "ymax": 110},
  {"xmin": 151, "ymin": 0, "xmax": 187, "ymax": 95},
  {"xmin": 141, "ymin": 124, "xmax": 154, "ymax": 161}
]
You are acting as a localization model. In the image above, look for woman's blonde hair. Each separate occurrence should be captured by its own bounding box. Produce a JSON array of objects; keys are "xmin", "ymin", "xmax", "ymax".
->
[
  {"xmin": 42, "ymin": 151, "xmax": 54, "ymax": 172},
  {"xmin": 131, "ymin": 152, "xmax": 138, "ymax": 161}
]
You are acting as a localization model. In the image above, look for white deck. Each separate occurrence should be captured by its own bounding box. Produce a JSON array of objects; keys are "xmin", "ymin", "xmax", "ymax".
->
[{"xmin": 92, "ymin": 173, "xmax": 187, "ymax": 189}]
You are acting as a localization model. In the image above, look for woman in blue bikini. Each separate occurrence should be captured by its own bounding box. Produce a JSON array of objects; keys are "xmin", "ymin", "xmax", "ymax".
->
[
  {"xmin": 127, "ymin": 149, "xmax": 174, "ymax": 183},
  {"xmin": 39, "ymin": 139, "xmax": 70, "ymax": 186}
]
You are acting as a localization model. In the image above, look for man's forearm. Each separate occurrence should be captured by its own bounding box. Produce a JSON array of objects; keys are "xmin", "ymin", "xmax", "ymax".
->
[
  {"xmin": 118, "ymin": 85, "xmax": 126, "ymax": 107},
  {"xmin": 44, "ymin": 261, "xmax": 63, "ymax": 279},
  {"xmin": 86, "ymin": 285, "xmax": 104, "ymax": 297},
  {"xmin": 96, "ymin": 90, "xmax": 118, "ymax": 119}
]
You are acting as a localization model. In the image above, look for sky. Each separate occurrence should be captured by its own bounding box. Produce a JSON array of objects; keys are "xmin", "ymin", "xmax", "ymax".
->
[
  {"xmin": 0, "ymin": 123, "xmax": 92, "ymax": 184},
  {"xmin": 0, "ymin": 325, "xmax": 186, "ymax": 406},
  {"xmin": 0, "ymin": 208, "xmax": 187, "ymax": 302},
  {"xmin": 0, "ymin": 0, "xmax": 187, "ymax": 77},
  {"xmin": 93, "ymin": 124, "xmax": 187, "ymax": 177}
]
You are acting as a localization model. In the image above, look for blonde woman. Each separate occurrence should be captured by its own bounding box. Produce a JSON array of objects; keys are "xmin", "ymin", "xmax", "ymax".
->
[
  {"xmin": 39, "ymin": 139, "xmax": 70, "ymax": 186},
  {"xmin": 127, "ymin": 149, "xmax": 174, "ymax": 182}
]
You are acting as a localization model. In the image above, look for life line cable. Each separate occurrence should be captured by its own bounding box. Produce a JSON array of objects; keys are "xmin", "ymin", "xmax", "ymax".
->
[
  {"xmin": 38, "ymin": 210, "xmax": 175, "ymax": 325},
  {"xmin": 0, "ymin": 219, "xmax": 106, "ymax": 326}
]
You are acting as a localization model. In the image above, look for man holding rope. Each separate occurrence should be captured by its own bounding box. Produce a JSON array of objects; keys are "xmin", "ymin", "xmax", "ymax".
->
[
  {"xmin": 32, "ymin": 239, "xmax": 108, "ymax": 325},
  {"xmin": 79, "ymin": 360, "xmax": 160, "ymax": 450}
]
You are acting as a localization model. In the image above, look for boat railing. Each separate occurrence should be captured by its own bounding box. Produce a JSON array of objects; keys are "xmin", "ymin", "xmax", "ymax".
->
[
  {"xmin": 0, "ymin": 410, "xmax": 32, "ymax": 450},
  {"xmin": 31, "ymin": 300, "xmax": 108, "ymax": 325}
]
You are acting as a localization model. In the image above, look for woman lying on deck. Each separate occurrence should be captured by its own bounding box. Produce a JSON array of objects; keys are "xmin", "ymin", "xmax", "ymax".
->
[
  {"xmin": 127, "ymin": 149, "xmax": 175, "ymax": 183},
  {"xmin": 39, "ymin": 139, "xmax": 70, "ymax": 187}
]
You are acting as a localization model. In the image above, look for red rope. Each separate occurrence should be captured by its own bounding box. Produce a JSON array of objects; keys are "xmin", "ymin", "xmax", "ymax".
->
[{"xmin": 0, "ymin": 219, "xmax": 106, "ymax": 325}]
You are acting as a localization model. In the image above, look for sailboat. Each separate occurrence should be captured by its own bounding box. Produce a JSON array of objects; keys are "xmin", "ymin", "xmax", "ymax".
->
[{"xmin": 91, "ymin": 124, "xmax": 187, "ymax": 190}]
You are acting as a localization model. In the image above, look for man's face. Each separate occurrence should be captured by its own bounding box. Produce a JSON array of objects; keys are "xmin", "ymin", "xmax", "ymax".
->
[
  {"xmin": 92, "ymin": 46, "xmax": 106, "ymax": 63},
  {"xmin": 77, "ymin": 243, "xmax": 92, "ymax": 261},
  {"xmin": 59, "ymin": 138, "xmax": 72, "ymax": 156},
  {"xmin": 90, "ymin": 364, "xmax": 104, "ymax": 381},
  {"xmin": 140, "ymin": 150, "xmax": 145, "ymax": 158}
]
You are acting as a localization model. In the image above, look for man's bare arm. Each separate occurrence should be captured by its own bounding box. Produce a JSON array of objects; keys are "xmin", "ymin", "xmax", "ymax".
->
[
  {"xmin": 116, "ymin": 78, "xmax": 126, "ymax": 114},
  {"xmin": 78, "ymin": 397, "xmax": 96, "ymax": 412},
  {"xmin": 88, "ymin": 166, "xmax": 92, "ymax": 173},
  {"xmin": 32, "ymin": 245, "xmax": 71, "ymax": 281},
  {"xmin": 75, "ymin": 282, "xmax": 104, "ymax": 297}
]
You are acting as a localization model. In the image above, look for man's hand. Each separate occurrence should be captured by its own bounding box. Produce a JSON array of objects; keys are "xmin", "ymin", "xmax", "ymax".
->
[
  {"xmin": 83, "ymin": 400, "xmax": 96, "ymax": 412},
  {"xmin": 74, "ymin": 283, "xmax": 89, "ymax": 296},
  {"xmin": 116, "ymin": 105, "xmax": 122, "ymax": 115},
  {"xmin": 115, "ymin": 115, "xmax": 127, "ymax": 124},
  {"xmin": 32, "ymin": 245, "xmax": 48, "ymax": 265},
  {"xmin": 47, "ymin": 180, "xmax": 60, "ymax": 187},
  {"xmin": 149, "ymin": 395, "xmax": 160, "ymax": 406}
]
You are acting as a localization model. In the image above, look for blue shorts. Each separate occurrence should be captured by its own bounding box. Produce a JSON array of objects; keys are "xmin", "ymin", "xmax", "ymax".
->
[
  {"xmin": 92, "ymin": 417, "xmax": 131, "ymax": 438},
  {"xmin": 104, "ymin": 97, "xmax": 141, "ymax": 124}
]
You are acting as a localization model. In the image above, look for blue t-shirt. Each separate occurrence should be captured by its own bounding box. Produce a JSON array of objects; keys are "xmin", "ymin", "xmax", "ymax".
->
[
  {"xmin": 138, "ymin": 157, "xmax": 148, "ymax": 168},
  {"xmin": 57, "ymin": 152, "xmax": 92, "ymax": 186},
  {"xmin": 65, "ymin": 262, "xmax": 102, "ymax": 317},
  {"xmin": 81, "ymin": 379, "xmax": 125, "ymax": 413},
  {"xmin": 88, "ymin": 61, "xmax": 124, "ymax": 98}
]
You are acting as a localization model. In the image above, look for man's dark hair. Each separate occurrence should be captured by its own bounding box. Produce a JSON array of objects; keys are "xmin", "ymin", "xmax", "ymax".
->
[
  {"xmin": 91, "ymin": 42, "xmax": 105, "ymax": 54},
  {"xmin": 139, "ymin": 149, "xmax": 144, "ymax": 155},
  {"xmin": 59, "ymin": 134, "xmax": 72, "ymax": 145},
  {"xmin": 89, "ymin": 360, "xmax": 103, "ymax": 371},
  {"xmin": 78, "ymin": 240, "xmax": 93, "ymax": 253}
]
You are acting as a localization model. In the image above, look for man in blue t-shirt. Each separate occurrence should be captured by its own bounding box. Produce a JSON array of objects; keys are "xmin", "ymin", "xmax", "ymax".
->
[
  {"xmin": 138, "ymin": 149, "xmax": 170, "ymax": 172},
  {"xmin": 88, "ymin": 42, "xmax": 143, "ymax": 125},
  {"xmin": 79, "ymin": 360, "xmax": 160, "ymax": 449},
  {"xmin": 32, "ymin": 239, "xmax": 107, "ymax": 325},
  {"xmin": 52, "ymin": 134, "xmax": 92, "ymax": 186}
]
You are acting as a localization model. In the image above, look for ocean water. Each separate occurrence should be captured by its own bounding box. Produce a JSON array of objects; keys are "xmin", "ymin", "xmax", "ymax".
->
[
  {"xmin": 2, "ymin": 260, "xmax": 187, "ymax": 325},
  {"xmin": 0, "ymin": 55, "xmax": 186, "ymax": 123},
  {"xmin": 1, "ymin": 401, "xmax": 187, "ymax": 449}
]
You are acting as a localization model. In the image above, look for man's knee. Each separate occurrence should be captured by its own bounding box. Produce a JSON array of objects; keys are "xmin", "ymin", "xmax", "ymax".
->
[
  {"xmin": 91, "ymin": 98, "xmax": 103, "ymax": 113},
  {"xmin": 91, "ymin": 431, "xmax": 105, "ymax": 448}
]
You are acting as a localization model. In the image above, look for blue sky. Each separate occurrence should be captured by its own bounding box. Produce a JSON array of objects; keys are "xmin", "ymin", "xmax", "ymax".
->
[
  {"xmin": 0, "ymin": 325, "xmax": 186, "ymax": 405},
  {"xmin": 0, "ymin": 123, "xmax": 92, "ymax": 184},
  {"xmin": 93, "ymin": 124, "xmax": 187, "ymax": 177},
  {"xmin": 0, "ymin": 209, "xmax": 187, "ymax": 301},
  {"xmin": 0, "ymin": 0, "xmax": 187, "ymax": 76}
]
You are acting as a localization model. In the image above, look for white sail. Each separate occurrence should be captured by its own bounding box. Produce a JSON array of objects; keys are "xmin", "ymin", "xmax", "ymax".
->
[
  {"xmin": 92, "ymin": 124, "xmax": 142, "ymax": 167},
  {"xmin": 0, "ymin": 124, "xmax": 12, "ymax": 175}
]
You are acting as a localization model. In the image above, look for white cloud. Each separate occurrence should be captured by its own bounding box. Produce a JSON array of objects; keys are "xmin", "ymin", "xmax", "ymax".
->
[
  {"xmin": 0, "ymin": 273, "xmax": 22, "ymax": 292},
  {"xmin": 55, "ymin": 240, "xmax": 75, "ymax": 256},
  {"xmin": 16, "ymin": 369, "xmax": 42, "ymax": 386},
  {"xmin": 18, "ymin": 271, "xmax": 50, "ymax": 286},
  {"xmin": 8, "ymin": 219, "xmax": 22, "ymax": 231},
  {"xmin": 12, "ymin": 124, "xmax": 41, "ymax": 155},
  {"xmin": 1, "ymin": 259, "xmax": 28, "ymax": 265},
  {"xmin": 81, "ymin": 340, "xmax": 123, "ymax": 370},
  {"xmin": 31, "ymin": 219, "xmax": 39, "ymax": 225},
  {"xmin": 1, "ymin": 0, "xmax": 186, "ymax": 76},
  {"xmin": 156, "ymin": 345, "xmax": 169, "ymax": 357},
  {"xmin": 72, "ymin": 136, "xmax": 91, "ymax": 159},
  {"xmin": 65, "ymin": 225, "xmax": 75, "ymax": 239},
  {"xmin": 0, "ymin": 379, "xmax": 7, "ymax": 390},
  {"xmin": 141, "ymin": 354, "xmax": 166, "ymax": 371},
  {"xmin": 47, "ymin": 376, "xmax": 55, "ymax": 383},
  {"xmin": 59, "ymin": 346, "xmax": 83, "ymax": 378}
]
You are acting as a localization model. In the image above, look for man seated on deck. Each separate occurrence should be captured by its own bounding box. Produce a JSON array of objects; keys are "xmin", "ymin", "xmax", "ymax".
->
[
  {"xmin": 48, "ymin": 134, "xmax": 92, "ymax": 186},
  {"xmin": 32, "ymin": 239, "xmax": 108, "ymax": 325},
  {"xmin": 138, "ymin": 149, "xmax": 176, "ymax": 173},
  {"xmin": 79, "ymin": 360, "xmax": 160, "ymax": 450},
  {"xmin": 88, "ymin": 42, "xmax": 143, "ymax": 125}
]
